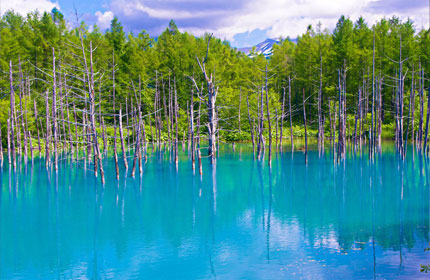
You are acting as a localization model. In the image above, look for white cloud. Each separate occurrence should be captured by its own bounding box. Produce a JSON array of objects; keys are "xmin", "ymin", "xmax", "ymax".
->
[
  {"xmin": 213, "ymin": 0, "xmax": 429, "ymax": 40},
  {"xmin": 109, "ymin": 0, "xmax": 429, "ymax": 44},
  {"xmin": 132, "ymin": 2, "xmax": 224, "ymax": 19},
  {"xmin": 95, "ymin": 10, "xmax": 114, "ymax": 30},
  {"xmin": 0, "ymin": 0, "xmax": 59, "ymax": 17}
]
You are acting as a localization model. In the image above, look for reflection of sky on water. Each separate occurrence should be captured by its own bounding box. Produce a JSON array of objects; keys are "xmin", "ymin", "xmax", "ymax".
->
[{"xmin": 0, "ymin": 143, "xmax": 429, "ymax": 279}]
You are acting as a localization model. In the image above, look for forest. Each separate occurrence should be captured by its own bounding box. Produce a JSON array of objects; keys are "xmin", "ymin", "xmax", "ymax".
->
[{"xmin": 0, "ymin": 8, "xmax": 430, "ymax": 179}]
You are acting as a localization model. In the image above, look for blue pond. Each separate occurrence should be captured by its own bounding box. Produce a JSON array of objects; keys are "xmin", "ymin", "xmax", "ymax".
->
[{"xmin": 0, "ymin": 144, "xmax": 429, "ymax": 279}]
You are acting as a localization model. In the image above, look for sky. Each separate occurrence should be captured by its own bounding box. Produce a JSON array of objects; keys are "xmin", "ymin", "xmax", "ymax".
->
[{"xmin": 1, "ymin": 0, "xmax": 429, "ymax": 48}]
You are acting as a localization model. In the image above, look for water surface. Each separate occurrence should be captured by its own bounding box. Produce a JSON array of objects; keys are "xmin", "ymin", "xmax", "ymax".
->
[{"xmin": 1, "ymin": 144, "xmax": 429, "ymax": 279}]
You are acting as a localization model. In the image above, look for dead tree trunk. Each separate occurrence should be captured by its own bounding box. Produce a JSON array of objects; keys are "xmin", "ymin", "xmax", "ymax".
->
[
  {"xmin": 258, "ymin": 86, "xmax": 264, "ymax": 160},
  {"xmin": 52, "ymin": 48, "xmax": 58, "ymax": 171},
  {"xmin": 102, "ymin": 117, "xmax": 107, "ymax": 154},
  {"xmin": 418, "ymin": 65, "xmax": 424, "ymax": 149},
  {"xmin": 18, "ymin": 57, "xmax": 27, "ymax": 161},
  {"xmin": 197, "ymin": 100, "xmax": 203, "ymax": 175},
  {"xmin": 0, "ymin": 121, "xmax": 3, "ymax": 165},
  {"xmin": 66, "ymin": 107, "xmax": 74, "ymax": 160},
  {"xmin": 425, "ymin": 75, "xmax": 430, "ymax": 154},
  {"xmin": 7, "ymin": 118, "xmax": 11, "ymax": 165},
  {"xmin": 45, "ymin": 89, "xmax": 50, "ymax": 168},
  {"xmin": 186, "ymin": 101, "xmax": 190, "ymax": 150},
  {"xmin": 303, "ymin": 89, "xmax": 308, "ymax": 164},
  {"xmin": 168, "ymin": 75, "xmax": 172, "ymax": 145},
  {"xmin": 131, "ymin": 112, "xmax": 142, "ymax": 178},
  {"xmin": 318, "ymin": 52, "xmax": 323, "ymax": 155},
  {"xmin": 280, "ymin": 87, "xmax": 286, "ymax": 151},
  {"xmin": 73, "ymin": 103, "xmax": 79, "ymax": 160},
  {"xmin": 112, "ymin": 53, "xmax": 119, "ymax": 179},
  {"xmin": 238, "ymin": 87, "xmax": 242, "ymax": 133},
  {"xmin": 163, "ymin": 80, "xmax": 169, "ymax": 145},
  {"xmin": 85, "ymin": 41, "xmax": 105, "ymax": 183},
  {"xmin": 333, "ymin": 102, "xmax": 337, "ymax": 163},
  {"xmin": 397, "ymin": 36, "xmax": 405, "ymax": 157},
  {"xmin": 9, "ymin": 61, "xmax": 16, "ymax": 169},
  {"xmin": 404, "ymin": 67, "xmax": 415, "ymax": 156},
  {"xmin": 34, "ymin": 100, "xmax": 41, "ymax": 155},
  {"xmin": 370, "ymin": 32, "xmax": 375, "ymax": 158},
  {"xmin": 275, "ymin": 109, "xmax": 279, "ymax": 152},
  {"xmin": 264, "ymin": 64, "xmax": 272, "ymax": 166},
  {"xmin": 377, "ymin": 77, "xmax": 383, "ymax": 152},
  {"xmin": 247, "ymin": 95, "xmax": 255, "ymax": 154},
  {"xmin": 354, "ymin": 89, "xmax": 361, "ymax": 151},
  {"xmin": 337, "ymin": 70, "xmax": 343, "ymax": 161},
  {"xmin": 174, "ymin": 78, "xmax": 179, "ymax": 166},
  {"xmin": 189, "ymin": 35, "xmax": 217, "ymax": 163},
  {"xmin": 119, "ymin": 107, "xmax": 128, "ymax": 169},
  {"xmin": 59, "ymin": 71, "xmax": 67, "ymax": 155},
  {"xmin": 288, "ymin": 77, "xmax": 294, "ymax": 151},
  {"xmin": 190, "ymin": 89, "xmax": 195, "ymax": 170},
  {"xmin": 342, "ymin": 66, "xmax": 347, "ymax": 156}
]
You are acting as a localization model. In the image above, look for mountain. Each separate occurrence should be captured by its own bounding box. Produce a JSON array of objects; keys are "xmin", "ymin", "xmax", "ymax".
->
[
  {"xmin": 238, "ymin": 38, "xmax": 298, "ymax": 58},
  {"xmin": 238, "ymin": 38, "xmax": 279, "ymax": 58}
]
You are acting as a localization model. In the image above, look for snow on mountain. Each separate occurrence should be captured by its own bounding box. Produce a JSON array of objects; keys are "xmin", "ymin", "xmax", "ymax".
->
[
  {"xmin": 238, "ymin": 38, "xmax": 279, "ymax": 58},
  {"xmin": 238, "ymin": 38, "xmax": 298, "ymax": 58}
]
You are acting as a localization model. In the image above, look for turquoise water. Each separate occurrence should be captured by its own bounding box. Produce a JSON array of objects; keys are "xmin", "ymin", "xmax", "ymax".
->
[{"xmin": 0, "ymin": 144, "xmax": 429, "ymax": 279}]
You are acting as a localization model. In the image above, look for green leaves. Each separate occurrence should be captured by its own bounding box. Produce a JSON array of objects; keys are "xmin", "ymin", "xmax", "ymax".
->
[{"xmin": 0, "ymin": 11, "xmax": 428, "ymax": 142}]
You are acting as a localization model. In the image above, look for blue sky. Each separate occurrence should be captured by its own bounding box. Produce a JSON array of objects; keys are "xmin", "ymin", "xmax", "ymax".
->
[{"xmin": 2, "ymin": 0, "xmax": 429, "ymax": 48}]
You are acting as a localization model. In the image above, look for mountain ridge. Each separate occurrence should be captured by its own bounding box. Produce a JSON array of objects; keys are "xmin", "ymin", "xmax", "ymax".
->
[
  {"xmin": 238, "ymin": 38, "xmax": 280, "ymax": 58},
  {"xmin": 238, "ymin": 37, "xmax": 298, "ymax": 58}
]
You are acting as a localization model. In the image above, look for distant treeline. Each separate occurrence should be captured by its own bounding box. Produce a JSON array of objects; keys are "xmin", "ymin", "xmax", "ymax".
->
[{"xmin": 0, "ymin": 9, "xmax": 429, "ymax": 149}]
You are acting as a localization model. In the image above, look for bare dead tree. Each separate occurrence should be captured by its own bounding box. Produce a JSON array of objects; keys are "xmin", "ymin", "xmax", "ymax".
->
[
  {"xmin": 264, "ymin": 64, "xmax": 272, "ymax": 166},
  {"xmin": 52, "ymin": 48, "xmax": 59, "ymax": 171},
  {"xmin": 188, "ymin": 34, "xmax": 218, "ymax": 163},
  {"xmin": 280, "ymin": 87, "xmax": 286, "ymax": 152},
  {"xmin": 247, "ymin": 94, "xmax": 255, "ymax": 154},
  {"xmin": 288, "ymin": 76, "xmax": 294, "ymax": 151},
  {"xmin": 9, "ymin": 61, "xmax": 16, "ymax": 169},
  {"xmin": 303, "ymin": 89, "xmax": 308, "ymax": 165}
]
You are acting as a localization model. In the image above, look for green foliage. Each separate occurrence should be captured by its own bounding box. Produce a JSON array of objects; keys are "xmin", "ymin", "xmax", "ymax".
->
[
  {"xmin": 222, "ymin": 131, "xmax": 250, "ymax": 142},
  {"xmin": 0, "ymin": 11, "xmax": 428, "ymax": 145}
]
